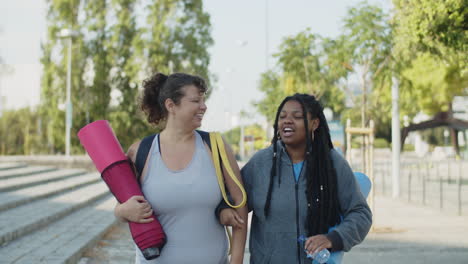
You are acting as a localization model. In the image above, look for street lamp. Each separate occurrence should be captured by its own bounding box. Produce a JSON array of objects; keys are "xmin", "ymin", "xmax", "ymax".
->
[{"xmin": 57, "ymin": 28, "xmax": 78, "ymax": 156}]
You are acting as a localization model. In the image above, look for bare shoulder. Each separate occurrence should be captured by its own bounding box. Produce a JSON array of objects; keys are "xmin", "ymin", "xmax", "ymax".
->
[{"xmin": 127, "ymin": 141, "xmax": 141, "ymax": 163}]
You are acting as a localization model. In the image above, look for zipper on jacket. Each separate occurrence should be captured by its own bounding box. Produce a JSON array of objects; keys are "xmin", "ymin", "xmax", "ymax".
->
[
  {"xmin": 285, "ymin": 147, "xmax": 304, "ymax": 264},
  {"xmin": 295, "ymin": 182, "xmax": 303, "ymax": 264}
]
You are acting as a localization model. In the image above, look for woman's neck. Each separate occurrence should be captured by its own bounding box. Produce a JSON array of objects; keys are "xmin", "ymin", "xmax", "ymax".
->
[
  {"xmin": 284, "ymin": 144, "xmax": 306, "ymax": 164},
  {"xmin": 161, "ymin": 121, "xmax": 195, "ymax": 143}
]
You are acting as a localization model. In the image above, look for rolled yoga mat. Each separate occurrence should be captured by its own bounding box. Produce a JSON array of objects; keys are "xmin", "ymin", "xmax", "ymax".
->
[{"xmin": 78, "ymin": 120, "xmax": 166, "ymax": 260}]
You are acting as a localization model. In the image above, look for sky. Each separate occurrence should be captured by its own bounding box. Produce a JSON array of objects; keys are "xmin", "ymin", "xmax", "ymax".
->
[{"xmin": 0, "ymin": 0, "xmax": 392, "ymax": 131}]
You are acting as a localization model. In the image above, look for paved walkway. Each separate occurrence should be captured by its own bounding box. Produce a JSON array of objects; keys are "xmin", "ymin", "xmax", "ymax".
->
[
  {"xmin": 79, "ymin": 194, "xmax": 468, "ymax": 264},
  {"xmin": 345, "ymin": 195, "xmax": 468, "ymax": 264}
]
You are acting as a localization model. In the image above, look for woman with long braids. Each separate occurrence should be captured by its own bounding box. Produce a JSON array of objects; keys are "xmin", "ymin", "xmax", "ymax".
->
[{"xmin": 219, "ymin": 93, "xmax": 372, "ymax": 263}]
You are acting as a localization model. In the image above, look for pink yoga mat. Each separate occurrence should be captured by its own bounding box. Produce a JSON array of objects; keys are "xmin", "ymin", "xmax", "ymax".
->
[
  {"xmin": 78, "ymin": 120, "xmax": 166, "ymax": 260},
  {"xmin": 77, "ymin": 120, "xmax": 127, "ymax": 173}
]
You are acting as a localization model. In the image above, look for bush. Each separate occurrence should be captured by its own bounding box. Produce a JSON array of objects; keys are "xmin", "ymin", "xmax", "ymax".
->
[
  {"xmin": 403, "ymin": 143, "xmax": 415, "ymax": 151},
  {"xmin": 351, "ymin": 137, "xmax": 362, "ymax": 148},
  {"xmin": 374, "ymin": 138, "xmax": 390, "ymax": 148}
]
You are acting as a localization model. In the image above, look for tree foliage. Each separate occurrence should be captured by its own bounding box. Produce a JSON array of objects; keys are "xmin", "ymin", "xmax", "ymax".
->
[
  {"xmin": 336, "ymin": 2, "xmax": 393, "ymax": 128},
  {"xmin": 256, "ymin": 29, "xmax": 345, "ymax": 123},
  {"xmin": 255, "ymin": 1, "xmax": 466, "ymax": 143},
  {"xmin": 15, "ymin": 0, "xmax": 214, "ymax": 155},
  {"xmin": 0, "ymin": 108, "xmax": 42, "ymax": 155},
  {"xmin": 392, "ymin": 0, "xmax": 468, "ymax": 120},
  {"xmin": 223, "ymin": 124, "xmax": 267, "ymax": 159},
  {"xmin": 400, "ymin": 53, "xmax": 467, "ymax": 115},
  {"xmin": 393, "ymin": 0, "xmax": 468, "ymax": 68}
]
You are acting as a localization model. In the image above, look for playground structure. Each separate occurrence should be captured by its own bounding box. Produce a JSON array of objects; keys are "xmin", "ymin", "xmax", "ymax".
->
[{"xmin": 345, "ymin": 119, "xmax": 375, "ymax": 213}]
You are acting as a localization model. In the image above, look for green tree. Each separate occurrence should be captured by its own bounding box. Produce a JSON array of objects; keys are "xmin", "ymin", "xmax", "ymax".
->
[
  {"xmin": 392, "ymin": 0, "xmax": 467, "ymax": 122},
  {"xmin": 255, "ymin": 70, "xmax": 283, "ymax": 123},
  {"xmin": 338, "ymin": 2, "xmax": 393, "ymax": 127},
  {"xmin": 0, "ymin": 108, "xmax": 41, "ymax": 155},
  {"xmin": 223, "ymin": 124, "xmax": 267, "ymax": 159},
  {"xmin": 106, "ymin": 0, "xmax": 145, "ymax": 150},
  {"xmin": 40, "ymin": 0, "xmax": 84, "ymax": 154},
  {"xmin": 256, "ymin": 29, "xmax": 345, "ymax": 123},
  {"xmin": 37, "ymin": 0, "xmax": 213, "ymax": 155},
  {"xmin": 401, "ymin": 53, "xmax": 467, "ymax": 115},
  {"xmin": 393, "ymin": 0, "xmax": 468, "ymax": 69},
  {"xmin": 244, "ymin": 124, "xmax": 268, "ymax": 152},
  {"xmin": 145, "ymin": 0, "xmax": 213, "ymax": 85},
  {"xmin": 82, "ymin": 0, "xmax": 111, "ymax": 122},
  {"xmin": 223, "ymin": 126, "xmax": 241, "ymax": 156}
]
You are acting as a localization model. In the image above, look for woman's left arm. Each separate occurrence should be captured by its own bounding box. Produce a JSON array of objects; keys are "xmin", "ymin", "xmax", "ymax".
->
[
  {"xmin": 330, "ymin": 153, "xmax": 372, "ymax": 252},
  {"xmin": 220, "ymin": 136, "xmax": 248, "ymax": 264}
]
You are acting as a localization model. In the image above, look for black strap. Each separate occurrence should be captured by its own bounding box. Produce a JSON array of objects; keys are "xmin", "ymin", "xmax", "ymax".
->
[
  {"xmin": 196, "ymin": 130, "xmax": 211, "ymax": 149},
  {"xmin": 135, "ymin": 134, "xmax": 156, "ymax": 179},
  {"xmin": 135, "ymin": 130, "xmax": 211, "ymax": 180}
]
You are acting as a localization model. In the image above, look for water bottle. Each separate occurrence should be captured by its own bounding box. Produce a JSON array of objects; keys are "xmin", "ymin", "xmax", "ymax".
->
[{"xmin": 298, "ymin": 235, "xmax": 330, "ymax": 264}]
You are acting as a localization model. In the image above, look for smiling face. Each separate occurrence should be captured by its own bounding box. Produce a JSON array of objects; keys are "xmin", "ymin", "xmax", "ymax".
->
[
  {"xmin": 168, "ymin": 84, "xmax": 207, "ymax": 129},
  {"xmin": 278, "ymin": 100, "xmax": 319, "ymax": 148}
]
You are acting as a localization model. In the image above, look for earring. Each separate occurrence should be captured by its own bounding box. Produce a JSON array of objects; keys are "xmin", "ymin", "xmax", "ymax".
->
[{"xmin": 277, "ymin": 131, "xmax": 281, "ymax": 140}]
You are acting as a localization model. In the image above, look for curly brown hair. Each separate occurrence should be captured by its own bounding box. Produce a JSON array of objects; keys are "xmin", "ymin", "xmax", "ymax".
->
[{"xmin": 141, "ymin": 72, "xmax": 207, "ymax": 125}]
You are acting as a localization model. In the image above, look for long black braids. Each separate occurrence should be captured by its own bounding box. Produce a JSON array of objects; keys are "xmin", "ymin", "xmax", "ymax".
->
[
  {"xmin": 303, "ymin": 95, "xmax": 340, "ymax": 236},
  {"xmin": 264, "ymin": 93, "xmax": 341, "ymax": 236},
  {"xmin": 264, "ymin": 99, "xmax": 289, "ymax": 217}
]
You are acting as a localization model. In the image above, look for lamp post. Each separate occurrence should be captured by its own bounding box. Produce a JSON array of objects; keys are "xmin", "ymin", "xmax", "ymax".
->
[
  {"xmin": 57, "ymin": 29, "xmax": 78, "ymax": 156},
  {"xmin": 391, "ymin": 76, "xmax": 400, "ymax": 198}
]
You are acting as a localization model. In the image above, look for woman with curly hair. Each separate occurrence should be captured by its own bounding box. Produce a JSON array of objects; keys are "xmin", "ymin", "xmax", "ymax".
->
[{"xmin": 115, "ymin": 72, "xmax": 247, "ymax": 264}]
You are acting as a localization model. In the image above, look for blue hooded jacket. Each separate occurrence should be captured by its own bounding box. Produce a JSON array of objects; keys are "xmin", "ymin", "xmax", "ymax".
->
[{"xmin": 241, "ymin": 141, "xmax": 372, "ymax": 264}]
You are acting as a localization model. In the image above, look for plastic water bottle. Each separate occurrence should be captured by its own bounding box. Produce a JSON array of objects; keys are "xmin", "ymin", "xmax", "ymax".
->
[{"xmin": 298, "ymin": 235, "xmax": 330, "ymax": 264}]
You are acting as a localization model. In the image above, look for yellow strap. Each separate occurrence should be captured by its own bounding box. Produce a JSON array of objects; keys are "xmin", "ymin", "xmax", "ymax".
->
[
  {"xmin": 209, "ymin": 132, "xmax": 247, "ymax": 209},
  {"xmin": 209, "ymin": 132, "xmax": 247, "ymax": 255}
]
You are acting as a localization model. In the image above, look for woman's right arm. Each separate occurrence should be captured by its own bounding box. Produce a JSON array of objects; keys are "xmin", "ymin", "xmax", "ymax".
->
[
  {"xmin": 114, "ymin": 141, "xmax": 154, "ymax": 224},
  {"xmin": 219, "ymin": 158, "xmax": 254, "ymax": 227}
]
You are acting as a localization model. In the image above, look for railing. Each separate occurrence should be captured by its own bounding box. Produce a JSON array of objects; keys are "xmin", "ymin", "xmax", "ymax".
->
[{"xmin": 356, "ymin": 158, "xmax": 468, "ymax": 216}]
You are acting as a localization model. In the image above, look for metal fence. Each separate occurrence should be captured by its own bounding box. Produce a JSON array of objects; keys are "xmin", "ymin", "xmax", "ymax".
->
[{"xmin": 351, "ymin": 157, "xmax": 468, "ymax": 216}]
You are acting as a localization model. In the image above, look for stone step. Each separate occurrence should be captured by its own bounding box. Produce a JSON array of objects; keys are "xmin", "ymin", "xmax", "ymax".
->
[
  {"xmin": 78, "ymin": 222, "xmax": 135, "ymax": 264},
  {"xmin": 0, "ymin": 168, "xmax": 87, "ymax": 192},
  {"xmin": 0, "ymin": 195, "xmax": 117, "ymax": 264},
  {"xmin": 0, "ymin": 162, "xmax": 27, "ymax": 171},
  {"xmin": 0, "ymin": 165, "xmax": 57, "ymax": 179},
  {"xmin": 0, "ymin": 181, "xmax": 110, "ymax": 245},
  {"xmin": 0, "ymin": 172, "xmax": 101, "ymax": 212}
]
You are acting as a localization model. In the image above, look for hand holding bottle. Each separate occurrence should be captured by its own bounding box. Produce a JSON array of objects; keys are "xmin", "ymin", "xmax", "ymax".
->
[{"xmin": 298, "ymin": 235, "xmax": 330, "ymax": 264}]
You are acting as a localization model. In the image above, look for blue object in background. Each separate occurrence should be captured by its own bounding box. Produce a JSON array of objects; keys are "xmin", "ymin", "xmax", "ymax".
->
[
  {"xmin": 328, "ymin": 120, "xmax": 345, "ymax": 154},
  {"xmin": 354, "ymin": 172, "xmax": 372, "ymax": 198}
]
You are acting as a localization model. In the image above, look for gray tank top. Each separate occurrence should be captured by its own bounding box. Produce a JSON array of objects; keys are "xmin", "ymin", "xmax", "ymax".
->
[{"xmin": 135, "ymin": 132, "xmax": 228, "ymax": 264}]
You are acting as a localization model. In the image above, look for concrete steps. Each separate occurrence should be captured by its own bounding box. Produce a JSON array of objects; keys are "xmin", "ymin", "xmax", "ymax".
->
[
  {"xmin": 0, "ymin": 163, "xmax": 118, "ymax": 264},
  {"xmin": 0, "ymin": 172, "xmax": 101, "ymax": 212},
  {"xmin": 0, "ymin": 165, "xmax": 56, "ymax": 179},
  {"xmin": 0, "ymin": 168, "xmax": 88, "ymax": 192},
  {"xmin": 0, "ymin": 163, "xmax": 27, "ymax": 171}
]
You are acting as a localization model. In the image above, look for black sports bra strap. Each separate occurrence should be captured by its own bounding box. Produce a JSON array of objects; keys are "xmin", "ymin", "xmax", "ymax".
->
[
  {"xmin": 135, "ymin": 134, "xmax": 156, "ymax": 180},
  {"xmin": 135, "ymin": 131, "xmax": 211, "ymax": 181}
]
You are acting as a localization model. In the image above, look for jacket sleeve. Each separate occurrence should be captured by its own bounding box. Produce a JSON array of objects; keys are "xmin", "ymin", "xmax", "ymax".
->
[
  {"xmin": 240, "ymin": 160, "xmax": 254, "ymax": 213},
  {"xmin": 330, "ymin": 153, "xmax": 372, "ymax": 252}
]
